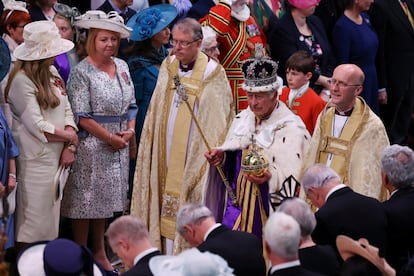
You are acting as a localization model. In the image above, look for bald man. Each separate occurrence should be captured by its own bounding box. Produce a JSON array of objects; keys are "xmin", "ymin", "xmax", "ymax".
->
[{"xmin": 302, "ymin": 64, "xmax": 389, "ymax": 201}]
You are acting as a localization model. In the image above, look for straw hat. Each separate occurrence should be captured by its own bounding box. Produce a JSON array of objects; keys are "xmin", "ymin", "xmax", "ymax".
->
[
  {"xmin": 13, "ymin": 21, "xmax": 74, "ymax": 61},
  {"xmin": 336, "ymin": 235, "xmax": 396, "ymax": 276},
  {"xmin": 17, "ymin": 239, "xmax": 105, "ymax": 276},
  {"xmin": 75, "ymin": 10, "xmax": 132, "ymax": 39},
  {"xmin": 126, "ymin": 4, "xmax": 177, "ymax": 41}
]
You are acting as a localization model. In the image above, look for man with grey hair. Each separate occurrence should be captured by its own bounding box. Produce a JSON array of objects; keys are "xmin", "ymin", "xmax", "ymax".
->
[
  {"xmin": 277, "ymin": 198, "xmax": 340, "ymax": 275},
  {"xmin": 105, "ymin": 215, "xmax": 161, "ymax": 276},
  {"xmin": 204, "ymin": 56, "xmax": 309, "ymax": 242},
  {"xmin": 381, "ymin": 144, "xmax": 414, "ymax": 271},
  {"xmin": 176, "ymin": 203, "xmax": 266, "ymax": 276},
  {"xmin": 130, "ymin": 17, "xmax": 233, "ymax": 254},
  {"xmin": 264, "ymin": 212, "xmax": 321, "ymax": 276},
  {"xmin": 302, "ymin": 163, "xmax": 387, "ymax": 256}
]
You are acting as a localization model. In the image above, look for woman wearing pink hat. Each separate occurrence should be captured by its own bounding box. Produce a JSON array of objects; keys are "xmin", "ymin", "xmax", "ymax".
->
[{"xmin": 269, "ymin": 0, "xmax": 335, "ymax": 99}]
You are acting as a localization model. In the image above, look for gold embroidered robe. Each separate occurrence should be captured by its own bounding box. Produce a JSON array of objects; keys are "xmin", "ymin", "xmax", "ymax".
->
[{"xmin": 130, "ymin": 52, "xmax": 233, "ymax": 254}]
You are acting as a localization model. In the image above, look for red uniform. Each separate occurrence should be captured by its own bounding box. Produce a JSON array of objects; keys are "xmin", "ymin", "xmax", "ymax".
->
[
  {"xmin": 279, "ymin": 86, "xmax": 326, "ymax": 135},
  {"xmin": 200, "ymin": 1, "xmax": 267, "ymax": 113}
]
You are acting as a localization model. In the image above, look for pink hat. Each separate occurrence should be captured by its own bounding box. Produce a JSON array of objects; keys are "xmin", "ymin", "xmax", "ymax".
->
[{"xmin": 288, "ymin": 0, "xmax": 320, "ymax": 9}]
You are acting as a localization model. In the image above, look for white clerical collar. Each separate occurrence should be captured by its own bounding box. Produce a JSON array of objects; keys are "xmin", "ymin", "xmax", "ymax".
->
[
  {"xmin": 133, "ymin": 247, "xmax": 159, "ymax": 266},
  {"xmin": 325, "ymin": 184, "xmax": 347, "ymax": 201},
  {"xmin": 389, "ymin": 189, "xmax": 399, "ymax": 198},
  {"xmin": 288, "ymin": 81, "xmax": 310, "ymax": 108},
  {"xmin": 270, "ymin": 260, "xmax": 300, "ymax": 274},
  {"xmin": 204, "ymin": 223, "xmax": 221, "ymax": 241}
]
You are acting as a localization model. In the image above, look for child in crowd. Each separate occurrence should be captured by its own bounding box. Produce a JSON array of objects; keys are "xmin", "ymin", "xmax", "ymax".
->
[{"xmin": 279, "ymin": 50, "xmax": 326, "ymax": 135}]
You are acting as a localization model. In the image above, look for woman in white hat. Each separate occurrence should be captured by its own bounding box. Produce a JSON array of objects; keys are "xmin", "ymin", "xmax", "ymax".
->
[
  {"xmin": 60, "ymin": 10, "xmax": 137, "ymax": 274},
  {"xmin": 124, "ymin": 3, "xmax": 177, "ymax": 196},
  {"xmin": 4, "ymin": 20, "xmax": 78, "ymax": 251}
]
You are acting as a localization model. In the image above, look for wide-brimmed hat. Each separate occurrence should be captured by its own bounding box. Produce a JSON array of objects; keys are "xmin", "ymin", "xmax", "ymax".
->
[
  {"xmin": 75, "ymin": 10, "xmax": 131, "ymax": 39},
  {"xmin": 149, "ymin": 248, "xmax": 235, "ymax": 276},
  {"xmin": 288, "ymin": 0, "xmax": 320, "ymax": 9},
  {"xmin": 336, "ymin": 235, "xmax": 395, "ymax": 276},
  {"xmin": 17, "ymin": 239, "xmax": 105, "ymax": 276},
  {"xmin": 13, "ymin": 20, "xmax": 74, "ymax": 61},
  {"xmin": 241, "ymin": 44, "xmax": 280, "ymax": 93},
  {"xmin": 127, "ymin": 4, "xmax": 177, "ymax": 41}
]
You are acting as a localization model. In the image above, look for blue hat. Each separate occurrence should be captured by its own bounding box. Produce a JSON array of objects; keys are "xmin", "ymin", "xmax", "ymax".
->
[
  {"xmin": 17, "ymin": 239, "xmax": 105, "ymax": 276},
  {"xmin": 127, "ymin": 4, "xmax": 177, "ymax": 42}
]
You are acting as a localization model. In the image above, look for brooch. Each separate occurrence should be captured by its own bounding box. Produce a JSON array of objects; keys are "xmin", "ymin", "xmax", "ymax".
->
[
  {"xmin": 121, "ymin": 72, "xmax": 131, "ymax": 85},
  {"xmin": 53, "ymin": 77, "xmax": 66, "ymax": 96}
]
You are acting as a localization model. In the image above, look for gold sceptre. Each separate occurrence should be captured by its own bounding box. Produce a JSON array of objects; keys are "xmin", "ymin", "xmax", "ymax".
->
[{"xmin": 173, "ymin": 76, "xmax": 238, "ymax": 206}]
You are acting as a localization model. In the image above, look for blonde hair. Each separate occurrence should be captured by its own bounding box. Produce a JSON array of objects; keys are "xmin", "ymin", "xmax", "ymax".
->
[
  {"xmin": 5, "ymin": 58, "xmax": 61, "ymax": 109},
  {"xmin": 85, "ymin": 28, "xmax": 120, "ymax": 58}
]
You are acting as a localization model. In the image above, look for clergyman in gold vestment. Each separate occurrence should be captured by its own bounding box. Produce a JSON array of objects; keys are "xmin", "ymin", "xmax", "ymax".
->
[
  {"xmin": 130, "ymin": 18, "xmax": 233, "ymax": 254},
  {"xmin": 302, "ymin": 64, "xmax": 389, "ymax": 201}
]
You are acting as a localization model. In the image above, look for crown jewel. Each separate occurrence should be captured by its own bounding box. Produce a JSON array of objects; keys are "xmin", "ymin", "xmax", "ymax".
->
[
  {"xmin": 241, "ymin": 135, "xmax": 269, "ymax": 176},
  {"xmin": 241, "ymin": 43, "xmax": 279, "ymax": 92}
]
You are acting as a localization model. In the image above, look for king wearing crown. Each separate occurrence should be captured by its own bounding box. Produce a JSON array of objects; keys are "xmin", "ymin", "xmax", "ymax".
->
[{"xmin": 204, "ymin": 53, "xmax": 310, "ymax": 240}]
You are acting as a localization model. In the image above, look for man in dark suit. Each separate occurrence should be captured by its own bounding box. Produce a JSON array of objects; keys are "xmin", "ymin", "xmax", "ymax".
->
[
  {"xmin": 264, "ymin": 212, "xmax": 323, "ymax": 276},
  {"xmin": 106, "ymin": 215, "xmax": 161, "ymax": 276},
  {"xmin": 370, "ymin": 0, "xmax": 414, "ymax": 145},
  {"xmin": 302, "ymin": 164, "xmax": 388, "ymax": 256},
  {"xmin": 381, "ymin": 144, "xmax": 414, "ymax": 271},
  {"xmin": 176, "ymin": 203, "xmax": 266, "ymax": 276}
]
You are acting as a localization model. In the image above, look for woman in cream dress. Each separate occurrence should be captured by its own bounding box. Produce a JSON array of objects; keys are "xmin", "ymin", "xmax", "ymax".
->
[{"xmin": 5, "ymin": 20, "xmax": 77, "ymax": 250}]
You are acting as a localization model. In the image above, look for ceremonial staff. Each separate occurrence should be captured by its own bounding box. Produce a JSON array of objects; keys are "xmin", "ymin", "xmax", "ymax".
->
[{"xmin": 173, "ymin": 76, "xmax": 238, "ymax": 206}]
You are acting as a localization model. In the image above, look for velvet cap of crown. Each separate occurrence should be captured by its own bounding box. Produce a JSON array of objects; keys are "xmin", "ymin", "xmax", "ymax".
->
[{"xmin": 241, "ymin": 57, "xmax": 279, "ymax": 93}]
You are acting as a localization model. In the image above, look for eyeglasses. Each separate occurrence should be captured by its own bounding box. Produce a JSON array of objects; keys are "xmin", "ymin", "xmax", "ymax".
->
[
  {"xmin": 328, "ymin": 79, "xmax": 362, "ymax": 89},
  {"xmin": 170, "ymin": 39, "xmax": 199, "ymax": 48}
]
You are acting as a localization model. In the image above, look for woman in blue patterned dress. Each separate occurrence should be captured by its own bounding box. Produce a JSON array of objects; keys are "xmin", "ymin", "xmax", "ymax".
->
[
  {"xmin": 332, "ymin": 0, "xmax": 381, "ymax": 114},
  {"xmin": 61, "ymin": 11, "xmax": 137, "ymax": 273}
]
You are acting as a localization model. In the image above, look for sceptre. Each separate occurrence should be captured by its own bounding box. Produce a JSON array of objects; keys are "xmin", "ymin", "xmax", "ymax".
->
[{"xmin": 173, "ymin": 75, "xmax": 238, "ymax": 206}]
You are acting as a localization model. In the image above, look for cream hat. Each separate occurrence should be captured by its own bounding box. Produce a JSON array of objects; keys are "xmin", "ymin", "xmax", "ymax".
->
[
  {"xmin": 75, "ymin": 10, "xmax": 132, "ymax": 39},
  {"xmin": 149, "ymin": 248, "xmax": 235, "ymax": 276},
  {"xmin": 336, "ymin": 235, "xmax": 396, "ymax": 276},
  {"xmin": 13, "ymin": 21, "xmax": 74, "ymax": 61}
]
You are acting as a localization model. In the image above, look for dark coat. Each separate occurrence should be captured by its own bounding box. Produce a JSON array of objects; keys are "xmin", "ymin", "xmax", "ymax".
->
[
  {"xmin": 187, "ymin": 0, "xmax": 215, "ymax": 20},
  {"xmin": 312, "ymin": 187, "xmax": 387, "ymax": 256},
  {"xmin": 269, "ymin": 265, "xmax": 324, "ymax": 276},
  {"xmin": 268, "ymin": 11, "xmax": 335, "ymax": 87},
  {"xmin": 370, "ymin": 0, "xmax": 414, "ymax": 144},
  {"xmin": 198, "ymin": 225, "xmax": 266, "ymax": 276},
  {"xmin": 383, "ymin": 187, "xmax": 414, "ymax": 271},
  {"xmin": 122, "ymin": 250, "xmax": 162, "ymax": 276}
]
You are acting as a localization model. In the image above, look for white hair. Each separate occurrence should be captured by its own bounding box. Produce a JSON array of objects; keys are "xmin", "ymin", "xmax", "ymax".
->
[
  {"xmin": 264, "ymin": 212, "xmax": 300, "ymax": 259},
  {"xmin": 201, "ymin": 26, "xmax": 217, "ymax": 51}
]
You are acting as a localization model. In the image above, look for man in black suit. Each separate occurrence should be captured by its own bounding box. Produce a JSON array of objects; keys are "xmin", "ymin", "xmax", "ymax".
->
[
  {"xmin": 370, "ymin": 0, "xmax": 414, "ymax": 145},
  {"xmin": 302, "ymin": 164, "xmax": 388, "ymax": 256},
  {"xmin": 381, "ymin": 144, "xmax": 414, "ymax": 271},
  {"xmin": 106, "ymin": 215, "xmax": 161, "ymax": 276},
  {"xmin": 176, "ymin": 203, "xmax": 266, "ymax": 276},
  {"xmin": 264, "ymin": 212, "xmax": 323, "ymax": 276}
]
